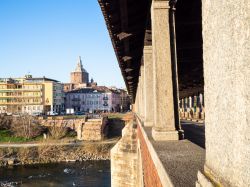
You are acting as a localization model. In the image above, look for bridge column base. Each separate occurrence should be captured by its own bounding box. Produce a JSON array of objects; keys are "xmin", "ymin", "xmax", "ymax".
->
[
  {"xmin": 196, "ymin": 171, "xmax": 214, "ymax": 187},
  {"xmin": 152, "ymin": 128, "xmax": 179, "ymax": 141},
  {"xmin": 196, "ymin": 164, "xmax": 227, "ymax": 187},
  {"xmin": 144, "ymin": 120, "xmax": 153, "ymax": 127}
]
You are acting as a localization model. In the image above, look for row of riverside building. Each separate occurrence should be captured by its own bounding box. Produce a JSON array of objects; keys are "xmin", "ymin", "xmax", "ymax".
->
[{"xmin": 0, "ymin": 57, "xmax": 131, "ymax": 115}]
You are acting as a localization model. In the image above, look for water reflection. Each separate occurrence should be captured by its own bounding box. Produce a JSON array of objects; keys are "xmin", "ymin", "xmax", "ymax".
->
[{"xmin": 0, "ymin": 161, "xmax": 110, "ymax": 187}]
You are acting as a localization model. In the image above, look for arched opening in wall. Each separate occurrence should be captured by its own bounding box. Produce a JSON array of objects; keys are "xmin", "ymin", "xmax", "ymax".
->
[{"xmin": 175, "ymin": 0, "xmax": 205, "ymax": 148}]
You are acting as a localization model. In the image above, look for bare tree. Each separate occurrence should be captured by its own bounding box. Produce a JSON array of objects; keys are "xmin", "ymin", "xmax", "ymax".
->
[
  {"xmin": 0, "ymin": 115, "xmax": 11, "ymax": 130},
  {"xmin": 11, "ymin": 114, "xmax": 45, "ymax": 139}
]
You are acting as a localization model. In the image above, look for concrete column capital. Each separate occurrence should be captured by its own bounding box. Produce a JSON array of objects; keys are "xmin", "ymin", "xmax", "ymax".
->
[
  {"xmin": 152, "ymin": 0, "xmax": 170, "ymax": 9},
  {"xmin": 143, "ymin": 46, "xmax": 152, "ymax": 54}
]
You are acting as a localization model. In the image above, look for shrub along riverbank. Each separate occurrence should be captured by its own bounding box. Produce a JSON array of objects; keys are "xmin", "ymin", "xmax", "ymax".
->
[{"xmin": 0, "ymin": 114, "xmax": 77, "ymax": 143}]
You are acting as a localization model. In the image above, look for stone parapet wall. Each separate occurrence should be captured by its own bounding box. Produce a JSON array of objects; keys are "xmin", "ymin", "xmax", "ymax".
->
[
  {"xmin": 111, "ymin": 118, "xmax": 138, "ymax": 187},
  {"xmin": 136, "ymin": 116, "xmax": 174, "ymax": 187},
  {"xmin": 110, "ymin": 114, "xmax": 174, "ymax": 187},
  {"xmin": 137, "ymin": 123, "xmax": 163, "ymax": 187}
]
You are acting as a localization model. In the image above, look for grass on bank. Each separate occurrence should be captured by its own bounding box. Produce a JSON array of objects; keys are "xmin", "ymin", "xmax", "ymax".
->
[
  {"xmin": 0, "ymin": 130, "xmax": 43, "ymax": 143},
  {"xmin": 0, "ymin": 129, "xmax": 77, "ymax": 143},
  {"xmin": 56, "ymin": 115, "xmax": 85, "ymax": 119}
]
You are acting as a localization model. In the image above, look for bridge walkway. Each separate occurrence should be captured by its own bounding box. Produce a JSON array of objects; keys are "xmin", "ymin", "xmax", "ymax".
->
[{"xmin": 143, "ymin": 121, "xmax": 205, "ymax": 187}]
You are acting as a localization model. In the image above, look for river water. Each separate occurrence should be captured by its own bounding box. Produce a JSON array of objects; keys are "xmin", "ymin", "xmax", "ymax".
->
[{"xmin": 0, "ymin": 161, "xmax": 110, "ymax": 187}]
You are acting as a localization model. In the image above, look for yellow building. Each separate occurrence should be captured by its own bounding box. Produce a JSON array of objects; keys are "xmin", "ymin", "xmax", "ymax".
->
[{"xmin": 0, "ymin": 75, "xmax": 65, "ymax": 115}]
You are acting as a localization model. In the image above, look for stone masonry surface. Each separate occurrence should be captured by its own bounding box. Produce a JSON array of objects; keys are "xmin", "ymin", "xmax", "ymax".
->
[
  {"xmin": 81, "ymin": 117, "xmax": 108, "ymax": 141},
  {"xmin": 111, "ymin": 119, "xmax": 138, "ymax": 187},
  {"xmin": 201, "ymin": 0, "xmax": 250, "ymax": 186},
  {"xmin": 39, "ymin": 117, "xmax": 86, "ymax": 130}
]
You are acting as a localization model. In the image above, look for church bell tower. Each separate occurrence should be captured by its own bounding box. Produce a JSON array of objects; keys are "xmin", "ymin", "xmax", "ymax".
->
[{"xmin": 70, "ymin": 56, "xmax": 89, "ymax": 85}]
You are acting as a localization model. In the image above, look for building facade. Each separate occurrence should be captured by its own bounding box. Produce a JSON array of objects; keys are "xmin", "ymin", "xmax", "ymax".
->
[
  {"xmin": 119, "ymin": 89, "xmax": 131, "ymax": 112},
  {"xmin": 65, "ymin": 87, "xmax": 122, "ymax": 113},
  {"xmin": 0, "ymin": 75, "xmax": 65, "ymax": 115}
]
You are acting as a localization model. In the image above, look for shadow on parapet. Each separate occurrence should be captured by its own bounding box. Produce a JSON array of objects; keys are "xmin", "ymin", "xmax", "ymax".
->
[{"xmin": 181, "ymin": 121, "xmax": 205, "ymax": 149}]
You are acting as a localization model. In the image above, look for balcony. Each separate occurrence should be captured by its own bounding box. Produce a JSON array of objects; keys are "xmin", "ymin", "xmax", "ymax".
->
[
  {"xmin": 0, "ymin": 95, "xmax": 42, "ymax": 98},
  {"xmin": 0, "ymin": 102, "xmax": 43, "ymax": 105},
  {"xmin": 0, "ymin": 88, "xmax": 42, "ymax": 92},
  {"xmin": 71, "ymin": 98, "xmax": 80, "ymax": 102}
]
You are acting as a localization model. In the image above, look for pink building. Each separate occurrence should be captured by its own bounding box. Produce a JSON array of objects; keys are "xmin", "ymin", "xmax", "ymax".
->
[{"xmin": 65, "ymin": 87, "xmax": 122, "ymax": 113}]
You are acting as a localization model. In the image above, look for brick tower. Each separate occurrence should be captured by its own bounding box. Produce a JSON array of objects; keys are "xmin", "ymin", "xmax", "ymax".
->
[{"xmin": 70, "ymin": 56, "xmax": 89, "ymax": 85}]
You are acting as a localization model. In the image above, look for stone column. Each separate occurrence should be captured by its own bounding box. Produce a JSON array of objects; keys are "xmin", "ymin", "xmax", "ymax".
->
[
  {"xmin": 135, "ymin": 85, "xmax": 139, "ymax": 114},
  {"xmin": 151, "ymin": 0, "xmax": 180, "ymax": 141},
  {"xmin": 198, "ymin": 94, "xmax": 202, "ymax": 119},
  {"xmin": 180, "ymin": 98, "xmax": 184, "ymax": 119},
  {"xmin": 184, "ymin": 97, "xmax": 188, "ymax": 118},
  {"xmin": 140, "ymin": 65, "xmax": 145, "ymax": 120},
  {"xmin": 182, "ymin": 99, "xmax": 184, "ymax": 110},
  {"xmin": 138, "ymin": 76, "xmax": 141, "ymax": 117},
  {"xmin": 196, "ymin": 1, "xmax": 250, "ymax": 186},
  {"xmin": 143, "ymin": 46, "xmax": 154, "ymax": 127},
  {"xmin": 194, "ymin": 95, "xmax": 197, "ymax": 111},
  {"xmin": 193, "ymin": 95, "xmax": 198, "ymax": 119},
  {"xmin": 199, "ymin": 93, "xmax": 203, "ymax": 108},
  {"xmin": 199, "ymin": 93, "xmax": 205, "ymax": 120},
  {"xmin": 137, "ymin": 77, "xmax": 141, "ymax": 116},
  {"xmin": 187, "ymin": 96, "xmax": 191, "ymax": 119},
  {"xmin": 189, "ymin": 96, "xmax": 192, "ymax": 108}
]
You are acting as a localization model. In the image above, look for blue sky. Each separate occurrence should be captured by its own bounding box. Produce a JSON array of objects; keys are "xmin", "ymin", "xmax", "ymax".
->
[{"xmin": 0, "ymin": 0, "xmax": 125, "ymax": 88}]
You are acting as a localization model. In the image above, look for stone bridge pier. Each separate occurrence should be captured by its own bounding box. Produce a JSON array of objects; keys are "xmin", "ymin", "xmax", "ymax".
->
[{"xmin": 99, "ymin": 0, "xmax": 250, "ymax": 186}]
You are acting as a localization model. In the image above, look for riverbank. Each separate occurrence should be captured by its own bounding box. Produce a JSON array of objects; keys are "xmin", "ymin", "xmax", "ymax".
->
[
  {"xmin": 0, "ymin": 140, "xmax": 117, "ymax": 167},
  {"xmin": 0, "ymin": 113, "xmax": 129, "ymax": 167}
]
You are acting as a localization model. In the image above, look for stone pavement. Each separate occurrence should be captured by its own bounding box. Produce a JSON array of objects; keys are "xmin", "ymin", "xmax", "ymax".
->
[{"xmin": 144, "ymin": 124, "xmax": 205, "ymax": 187}]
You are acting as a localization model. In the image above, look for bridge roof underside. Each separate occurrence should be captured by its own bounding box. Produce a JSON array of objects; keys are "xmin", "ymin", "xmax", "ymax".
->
[{"xmin": 98, "ymin": 0, "xmax": 204, "ymax": 101}]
